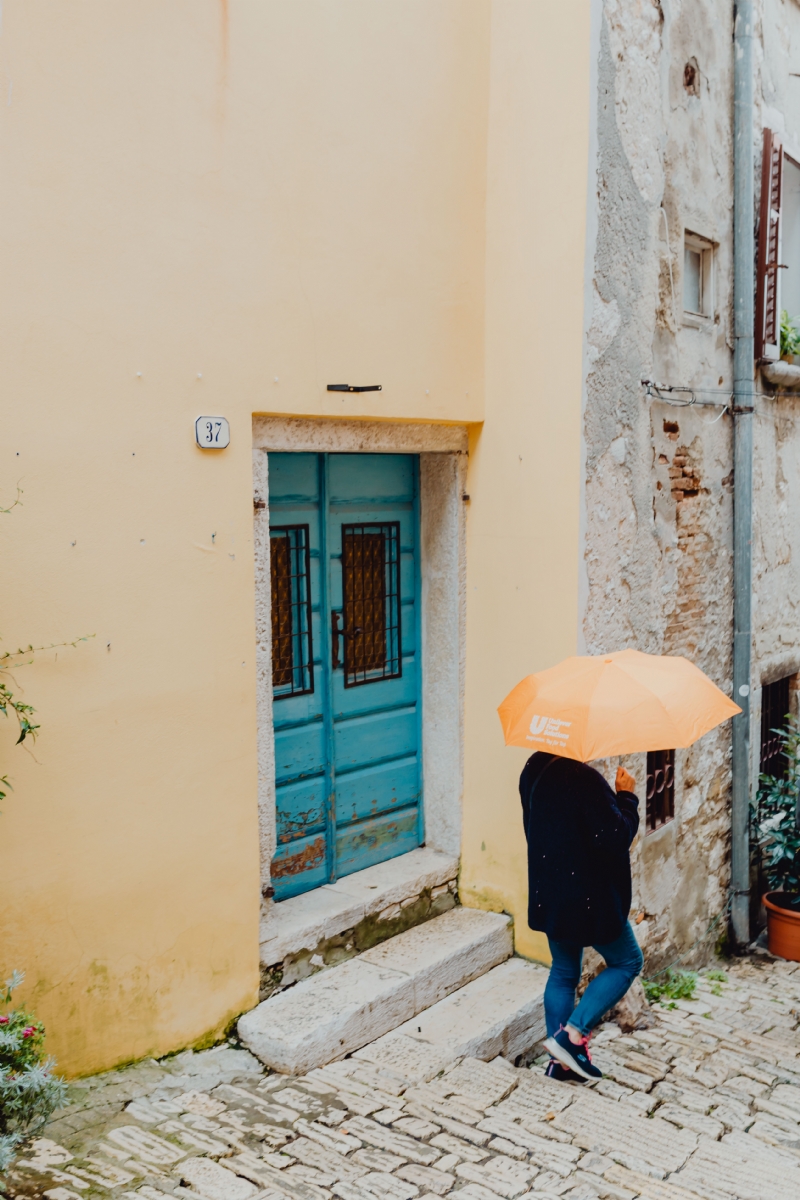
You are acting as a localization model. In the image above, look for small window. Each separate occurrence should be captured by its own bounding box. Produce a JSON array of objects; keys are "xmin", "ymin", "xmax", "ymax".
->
[
  {"xmin": 684, "ymin": 247, "xmax": 702, "ymax": 311},
  {"xmin": 782, "ymin": 158, "xmax": 800, "ymax": 326},
  {"xmin": 760, "ymin": 675, "xmax": 792, "ymax": 778},
  {"xmin": 646, "ymin": 749, "xmax": 675, "ymax": 832},
  {"xmin": 683, "ymin": 232, "xmax": 714, "ymax": 324}
]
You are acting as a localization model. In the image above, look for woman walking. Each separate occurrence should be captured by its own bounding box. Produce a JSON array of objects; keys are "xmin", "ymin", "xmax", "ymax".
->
[{"xmin": 520, "ymin": 752, "xmax": 644, "ymax": 1081}]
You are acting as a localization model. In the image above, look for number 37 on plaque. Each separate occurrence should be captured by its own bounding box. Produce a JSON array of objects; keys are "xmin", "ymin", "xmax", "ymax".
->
[{"xmin": 195, "ymin": 416, "xmax": 230, "ymax": 449}]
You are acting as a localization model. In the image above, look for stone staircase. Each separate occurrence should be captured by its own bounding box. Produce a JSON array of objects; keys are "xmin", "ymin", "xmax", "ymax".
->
[{"xmin": 239, "ymin": 851, "xmax": 548, "ymax": 1076}]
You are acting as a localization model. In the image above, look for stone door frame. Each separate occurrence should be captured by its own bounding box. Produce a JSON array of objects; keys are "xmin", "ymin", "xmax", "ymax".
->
[{"xmin": 252, "ymin": 416, "xmax": 468, "ymax": 893}]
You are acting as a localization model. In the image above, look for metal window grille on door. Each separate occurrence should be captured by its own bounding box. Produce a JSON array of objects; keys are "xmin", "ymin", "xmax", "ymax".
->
[
  {"xmin": 761, "ymin": 675, "xmax": 791, "ymax": 778},
  {"xmin": 646, "ymin": 749, "xmax": 675, "ymax": 832},
  {"xmin": 342, "ymin": 522, "xmax": 401, "ymax": 687},
  {"xmin": 270, "ymin": 525, "xmax": 314, "ymax": 698}
]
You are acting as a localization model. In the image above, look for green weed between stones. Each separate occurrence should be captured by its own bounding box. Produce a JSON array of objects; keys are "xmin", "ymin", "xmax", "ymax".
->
[
  {"xmin": 643, "ymin": 968, "xmax": 699, "ymax": 1007},
  {"xmin": 705, "ymin": 968, "xmax": 728, "ymax": 996}
]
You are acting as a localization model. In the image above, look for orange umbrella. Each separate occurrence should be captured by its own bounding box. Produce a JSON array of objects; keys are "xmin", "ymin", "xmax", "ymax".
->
[{"xmin": 497, "ymin": 649, "xmax": 741, "ymax": 763}]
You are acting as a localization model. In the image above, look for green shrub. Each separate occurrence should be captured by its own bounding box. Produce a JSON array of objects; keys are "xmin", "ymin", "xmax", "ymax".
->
[
  {"xmin": 752, "ymin": 715, "xmax": 800, "ymax": 904},
  {"xmin": 781, "ymin": 309, "xmax": 800, "ymax": 359},
  {"xmin": 0, "ymin": 971, "xmax": 66, "ymax": 1172}
]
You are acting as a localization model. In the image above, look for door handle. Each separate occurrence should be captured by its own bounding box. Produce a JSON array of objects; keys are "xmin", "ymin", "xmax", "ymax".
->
[
  {"xmin": 331, "ymin": 612, "xmax": 362, "ymax": 669},
  {"xmin": 332, "ymin": 611, "xmax": 341, "ymax": 669}
]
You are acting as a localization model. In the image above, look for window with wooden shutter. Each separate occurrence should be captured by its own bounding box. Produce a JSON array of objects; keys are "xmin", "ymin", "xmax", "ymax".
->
[{"xmin": 756, "ymin": 128, "xmax": 784, "ymax": 361}]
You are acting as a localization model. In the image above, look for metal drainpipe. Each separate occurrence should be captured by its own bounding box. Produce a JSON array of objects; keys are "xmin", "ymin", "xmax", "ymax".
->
[{"xmin": 731, "ymin": 0, "xmax": 755, "ymax": 948}]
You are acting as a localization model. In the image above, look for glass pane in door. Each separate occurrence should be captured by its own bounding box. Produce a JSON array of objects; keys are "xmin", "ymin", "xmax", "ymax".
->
[
  {"xmin": 342, "ymin": 523, "xmax": 401, "ymax": 685},
  {"xmin": 270, "ymin": 525, "xmax": 314, "ymax": 697}
]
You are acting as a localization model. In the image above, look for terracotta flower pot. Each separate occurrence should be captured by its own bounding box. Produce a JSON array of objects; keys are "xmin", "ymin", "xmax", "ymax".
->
[{"xmin": 764, "ymin": 892, "xmax": 800, "ymax": 961}]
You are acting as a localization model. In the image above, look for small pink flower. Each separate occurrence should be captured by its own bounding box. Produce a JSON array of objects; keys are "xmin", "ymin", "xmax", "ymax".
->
[
  {"xmin": 0, "ymin": 1015, "xmax": 8, "ymax": 1025},
  {"xmin": 22, "ymin": 1026, "xmax": 36, "ymax": 1038}
]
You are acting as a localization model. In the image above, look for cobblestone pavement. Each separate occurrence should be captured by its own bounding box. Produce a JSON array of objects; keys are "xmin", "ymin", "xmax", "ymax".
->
[{"xmin": 7, "ymin": 957, "xmax": 800, "ymax": 1200}]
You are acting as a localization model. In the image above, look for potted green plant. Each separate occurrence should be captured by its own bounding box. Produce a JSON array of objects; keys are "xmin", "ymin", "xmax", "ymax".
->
[
  {"xmin": 780, "ymin": 309, "xmax": 800, "ymax": 363},
  {"xmin": 752, "ymin": 715, "xmax": 800, "ymax": 959}
]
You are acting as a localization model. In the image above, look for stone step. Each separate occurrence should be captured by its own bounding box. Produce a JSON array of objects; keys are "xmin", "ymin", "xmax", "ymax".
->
[
  {"xmin": 354, "ymin": 957, "xmax": 550, "ymax": 1082},
  {"xmin": 259, "ymin": 848, "xmax": 459, "ymax": 999},
  {"xmin": 238, "ymin": 906, "xmax": 512, "ymax": 1075}
]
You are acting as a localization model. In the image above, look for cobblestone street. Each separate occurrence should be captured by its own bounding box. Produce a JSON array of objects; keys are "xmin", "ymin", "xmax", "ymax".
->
[{"xmin": 6, "ymin": 956, "xmax": 800, "ymax": 1200}]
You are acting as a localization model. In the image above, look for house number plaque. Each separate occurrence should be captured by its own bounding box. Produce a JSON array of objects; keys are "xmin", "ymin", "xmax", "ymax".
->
[{"xmin": 195, "ymin": 416, "xmax": 230, "ymax": 449}]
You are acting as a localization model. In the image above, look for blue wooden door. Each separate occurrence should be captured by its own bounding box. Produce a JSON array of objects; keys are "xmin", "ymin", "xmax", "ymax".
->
[{"xmin": 268, "ymin": 453, "xmax": 422, "ymax": 900}]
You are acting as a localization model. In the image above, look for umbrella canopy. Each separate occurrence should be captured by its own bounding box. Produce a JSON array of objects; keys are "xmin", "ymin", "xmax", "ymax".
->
[{"xmin": 497, "ymin": 649, "xmax": 741, "ymax": 763}]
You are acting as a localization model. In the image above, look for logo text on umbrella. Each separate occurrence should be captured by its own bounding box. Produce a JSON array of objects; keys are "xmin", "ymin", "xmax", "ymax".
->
[{"xmin": 528, "ymin": 715, "xmax": 572, "ymax": 744}]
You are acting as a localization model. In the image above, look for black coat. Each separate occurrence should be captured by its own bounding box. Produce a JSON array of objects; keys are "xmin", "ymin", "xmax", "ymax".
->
[{"xmin": 520, "ymin": 751, "xmax": 640, "ymax": 946}]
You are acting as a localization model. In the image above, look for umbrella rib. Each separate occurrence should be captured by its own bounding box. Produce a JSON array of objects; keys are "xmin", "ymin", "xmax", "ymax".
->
[
  {"xmin": 639, "ymin": 687, "xmax": 683, "ymax": 749},
  {"xmin": 586, "ymin": 664, "xmax": 682, "ymax": 757}
]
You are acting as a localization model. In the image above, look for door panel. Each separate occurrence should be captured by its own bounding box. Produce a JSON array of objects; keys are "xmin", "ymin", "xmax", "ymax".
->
[
  {"xmin": 335, "ymin": 808, "xmax": 420, "ymax": 877},
  {"xmin": 267, "ymin": 452, "xmax": 422, "ymax": 898},
  {"xmin": 274, "ymin": 776, "xmax": 327, "ymax": 840},
  {"xmin": 271, "ymin": 832, "xmax": 328, "ymax": 899},
  {"xmin": 327, "ymin": 452, "xmax": 416, "ymax": 502},
  {"xmin": 268, "ymin": 454, "xmax": 330, "ymax": 898},
  {"xmin": 273, "ymin": 722, "xmax": 326, "ymax": 783},
  {"xmin": 327, "ymin": 454, "xmax": 421, "ymax": 879},
  {"xmin": 334, "ymin": 756, "xmax": 420, "ymax": 824},
  {"xmin": 334, "ymin": 707, "xmax": 418, "ymax": 771},
  {"xmin": 330, "ymin": 664, "xmax": 417, "ymax": 717}
]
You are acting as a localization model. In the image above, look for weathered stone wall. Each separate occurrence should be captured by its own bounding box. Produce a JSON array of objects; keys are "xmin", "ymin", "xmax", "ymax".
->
[
  {"xmin": 582, "ymin": 0, "xmax": 752, "ymax": 969},
  {"xmin": 753, "ymin": 0, "xmax": 800, "ymax": 700}
]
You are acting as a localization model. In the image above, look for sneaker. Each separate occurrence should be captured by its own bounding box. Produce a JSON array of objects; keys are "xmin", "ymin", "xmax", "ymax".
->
[
  {"xmin": 544, "ymin": 1057, "xmax": 587, "ymax": 1084},
  {"xmin": 543, "ymin": 1027, "xmax": 603, "ymax": 1080}
]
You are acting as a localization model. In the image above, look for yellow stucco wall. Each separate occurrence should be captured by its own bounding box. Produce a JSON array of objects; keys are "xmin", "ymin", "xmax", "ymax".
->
[
  {"xmin": 0, "ymin": 0, "xmax": 591, "ymax": 1075},
  {"xmin": 459, "ymin": 1, "xmax": 593, "ymax": 962}
]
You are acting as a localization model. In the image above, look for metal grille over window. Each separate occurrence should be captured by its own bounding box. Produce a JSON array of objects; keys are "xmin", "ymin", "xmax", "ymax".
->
[
  {"xmin": 341, "ymin": 522, "xmax": 401, "ymax": 687},
  {"xmin": 270, "ymin": 525, "xmax": 314, "ymax": 698},
  {"xmin": 761, "ymin": 675, "xmax": 791, "ymax": 778},
  {"xmin": 646, "ymin": 749, "xmax": 675, "ymax": 832}
]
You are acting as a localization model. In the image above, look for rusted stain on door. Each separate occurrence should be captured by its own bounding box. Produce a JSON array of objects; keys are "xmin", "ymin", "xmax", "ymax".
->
[
  {"xmin": 270, "ymin": 836, "xmax": 326, "ymax": 879},
  {"xmin": 276, "ymin": 808, "xmax": 325, "ymax": 844}
]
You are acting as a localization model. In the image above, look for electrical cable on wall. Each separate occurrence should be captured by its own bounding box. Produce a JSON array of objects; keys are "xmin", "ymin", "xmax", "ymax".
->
[
  {"xmin": 642, "ymin": 379, "xmax": 731, "ymax": 410},
  {"xmin": 640, "ymin": 379, "xmax": 800, "ymax": 415}
]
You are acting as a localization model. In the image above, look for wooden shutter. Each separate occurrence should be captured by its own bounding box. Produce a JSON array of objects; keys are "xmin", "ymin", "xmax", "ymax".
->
[{"xmin": 756, "ymin": 128, "xmax": 784, "ymax": 361}]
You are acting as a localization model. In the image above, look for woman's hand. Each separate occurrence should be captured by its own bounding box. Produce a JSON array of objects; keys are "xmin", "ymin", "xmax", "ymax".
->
[{"xmin": 616, "ymin": 766, "xmax": 636, "ymax": 793}]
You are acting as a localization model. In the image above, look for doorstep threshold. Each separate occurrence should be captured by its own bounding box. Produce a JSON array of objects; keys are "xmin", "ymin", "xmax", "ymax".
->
[{"xmin": 260, "ymin": 846, "xmax": 459, "ymax": 967}]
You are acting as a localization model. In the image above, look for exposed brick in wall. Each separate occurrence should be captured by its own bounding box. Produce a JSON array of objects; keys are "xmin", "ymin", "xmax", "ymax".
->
[{"xmin": 663, "ymin": 439, "xmax": 713, "ymax": 658}]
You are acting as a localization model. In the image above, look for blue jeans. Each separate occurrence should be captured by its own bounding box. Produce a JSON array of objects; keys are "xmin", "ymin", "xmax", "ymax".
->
[{"xmin": 544, "ymin": 921, "xmax": 644, "ymax": 1038}]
